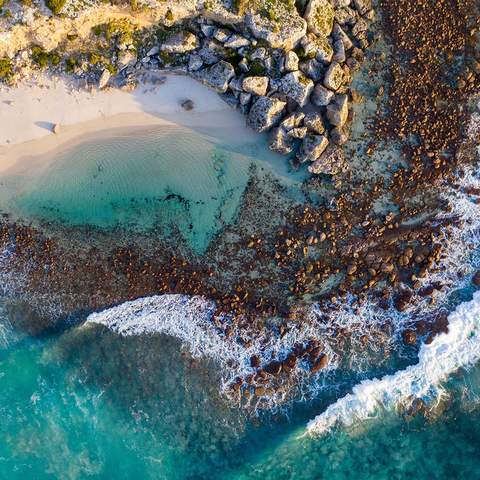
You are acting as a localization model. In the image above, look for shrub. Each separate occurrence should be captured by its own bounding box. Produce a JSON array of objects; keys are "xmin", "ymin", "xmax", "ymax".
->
[
  {"xmin": 0, "ymin": 57, "xmax": 13, "ymax": 81},
  {"xmin": 65, "ymin": 56, "xmax": 78, "ymax": 73},
  {"xmin": 31, "ymin": 45, "xmax": 49, "ymax": 69},
  {"xmin": 0, "ymin": 0, "xmax": 5, "ymax": 10},
  {"xmin": 46, "ymin": 0, "xmax": 66, "ymax": 15}
]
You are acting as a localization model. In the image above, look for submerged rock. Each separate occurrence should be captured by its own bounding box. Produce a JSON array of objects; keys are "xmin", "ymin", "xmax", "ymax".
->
[{"xmin": 247, "ymin": 96, "xmax": 286, "ymax": 132}]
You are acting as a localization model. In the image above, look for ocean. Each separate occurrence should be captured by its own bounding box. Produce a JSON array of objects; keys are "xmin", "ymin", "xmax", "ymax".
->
[{"xmin": 0, "ymin": 119, "xmax": 479, "ymax": 479}]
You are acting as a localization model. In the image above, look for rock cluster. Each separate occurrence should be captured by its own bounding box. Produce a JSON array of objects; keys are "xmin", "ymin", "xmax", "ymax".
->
[{"xmin": 121, "ymin": 0, "xmax": 374, "ymax": 175}]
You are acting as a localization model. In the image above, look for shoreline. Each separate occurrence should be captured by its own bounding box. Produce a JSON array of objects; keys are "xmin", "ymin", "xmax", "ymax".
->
[{"xmin": 0, "ymin": 72, "xmax": 262, "ymax": 174}]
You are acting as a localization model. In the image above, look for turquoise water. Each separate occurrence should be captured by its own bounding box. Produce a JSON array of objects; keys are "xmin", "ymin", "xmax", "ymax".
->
[
  {"xmin": 1, "ymin": 313, "xmax": 480, "ymax": 479},
  {"xmin": 1, "ymin": 124, "xmax": 303, "ymax": 253},
  {"xmin": 0, "ymin": 125, "xmax": 479, "ymax": 479}
]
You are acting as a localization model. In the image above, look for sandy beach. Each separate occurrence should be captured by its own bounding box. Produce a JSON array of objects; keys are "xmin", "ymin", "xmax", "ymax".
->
[{"xmin": 0, "ymin": 72, "xmax": 258, "ymax": 174}]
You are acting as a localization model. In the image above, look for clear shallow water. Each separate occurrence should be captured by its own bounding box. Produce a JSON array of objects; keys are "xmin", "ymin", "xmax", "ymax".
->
[{"xmin": 0, "ymin": 124, "xmax": 303, "ymax": 253}]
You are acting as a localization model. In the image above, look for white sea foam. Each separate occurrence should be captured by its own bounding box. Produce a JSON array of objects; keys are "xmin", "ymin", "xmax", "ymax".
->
[{"xmin": 306, "ymin": 290, "xmax": 480, "ymax": 435}]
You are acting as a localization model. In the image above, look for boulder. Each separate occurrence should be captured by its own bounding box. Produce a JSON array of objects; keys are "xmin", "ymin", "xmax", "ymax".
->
[
  {"xmin": 288, "ymin": 126, "xmax": 308, "ymax": 139},
  {"xmin": 472, "ymin": 270, "xmax": 480, "ymax": 286},
  {"xmin": 299, "ymin": 59, "xmax": 325, "ymax": 82},
  {"xmin": 98, "ymin": 69, "xmax": 111, "ymax": 89},
  {"xmin": 304, "ymin": 0, "xmax": 335, "ymax": 37},
  {"xmin": 332, "ymin": 24, "xmax": 354, "ymax": 50},
  {"xmin": 402, "ymin": 329, "xmax": 417, "ymax": 345},
  {"xmin": 52, "ymin": 123, "xmax": 61, "ymax": 134},
  {"xmin": 353, "ymin": 0, "xmax": 372, "ymax": 15},
  {"xmin": 188, "ymin": 54, "xmax": 203, "ymax": 71},
  {"xmin": 308, "ymin": 145, "xmax": 347, "ymax": 174},
  {"xmin": 324, "ymin": 61, "xmax": 345, "ymax": 90},
  {"xmin": 242, "ymin": 76, "xmax": 269, "ymax": 96},
  {"xmin": 281, "ymin": 111, "xmax": 305, "ymax": 130},
  {"xmin": 161, "ymin": 32, "xmax": 198, "ymax": 54},
  {"xmin": 117, "ymin": 50, "xmax": 137, "ymax": 70},
  {"xmin": 304, "ymin": 112, "xmax": 325, "ymax": 134},
  {"xmin": 333, "ymin": 39, "xmax": 346, "ymax": 63},
  {"xmin": 223, "ymin": 35, "xmax": 250, "ymax": 49},
  {"xmin": 335, "ymin": 6, "xmax": 357, "ymax": 25},
  {"xmin": 301, "ymin": 34, "xmax": 333, "ymax": 63},
  {"xmin": 278, "ymin": 71, "xmax": 314, "ymax": 107},
  {"xmin": 181, "ymin": 99, "xmax": 194, "ymax": 111},
  {"xmin": 245, "ymin": 0, "xmax": 307, "ymax": 50},
  {"xmin": 326, "ymin": 94, "xmax": 349, "ymax": 126},
  {"xmin": 331, "ymin": 125, "xmax": 349, "ymax": 144},
  {"xmin": 311, "ymin": 83, "xmax": 335, "ymax": 106},
  {"xmin": 311, "ymin": 353, "xmax": 329, "ymax": 373},
  {"xmin": 284, "ymin": 51, "xmax": 300, "ymax": 72},
  {"xmin": 197, "ymin": 60, "xmax": 235, "ymax": 93},
  {"xmin": 247, "ymin": 96, "xmax": 286, "ymax": 132},
  {"xmin": 297, "ymin": 134, "xmax": 329, "ymax": 163},
  {"xmin": 270, "ymin": 127, "xmax": 294, "ymax": 154},
  {"xmin": 213, "ymin": 28, "xmax": 231, "ymax": 43}
]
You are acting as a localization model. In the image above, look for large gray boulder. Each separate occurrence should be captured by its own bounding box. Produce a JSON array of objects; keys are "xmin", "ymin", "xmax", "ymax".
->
[
  {"xmin": 308, "ymin": 145, "xmax": 347, "ymax": 174},
  {"xmin": 242, "ymin": 76, "xmax": 269, "ymax": 96},
  {"xmin": 245, "ymin": 0, "xmax": 307, "ymax": 50},
  {"xmin": 326, "ymin": 94, "xmax": 349, "ymax": 126},
  {"xmin": 304, "ymin": 0, "xmax": 335, "ymax": 37},
  {"xmin": 161, "ymin": 32, "xmax": 198, "ymax": 54},
  {"xmin": 247, "ymin": 96, "xmax": 286, "ymax": 132},
  {"xmin": 197, "ymin": 60, "xmax": 235, "ymax": 93},
  {"xmin": 278, "ymin": 71, "xmax": 314, "ymax": 107},
  {"xmin": 297, "ymin": 134, "xmax": 329, "ymax": 163}
]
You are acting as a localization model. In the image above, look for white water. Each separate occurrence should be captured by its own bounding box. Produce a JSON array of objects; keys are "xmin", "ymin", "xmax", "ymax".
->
[{"xmin": 306, "ymin": 288, "xmax": 480, "ymax": 436}]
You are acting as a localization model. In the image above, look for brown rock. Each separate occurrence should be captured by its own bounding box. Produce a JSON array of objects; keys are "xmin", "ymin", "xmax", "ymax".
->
[
  {"xmin": 402, "ymin": 329, "xmax": 417, "ymax": 345},
  {"xmin": 311, "ymin": 353, "xmax": 328, "ymax": 373}
]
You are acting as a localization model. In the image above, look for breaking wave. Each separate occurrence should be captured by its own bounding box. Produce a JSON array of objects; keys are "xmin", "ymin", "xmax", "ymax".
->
[{"xmin": 306, "ymin": 290, "xmax": 480, "ymax": 436}]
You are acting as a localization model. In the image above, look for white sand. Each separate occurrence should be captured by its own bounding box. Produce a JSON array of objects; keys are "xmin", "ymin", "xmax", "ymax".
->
[{"xmin": 0, "ymin": 72, "xmax": 257, "ymax": 174}]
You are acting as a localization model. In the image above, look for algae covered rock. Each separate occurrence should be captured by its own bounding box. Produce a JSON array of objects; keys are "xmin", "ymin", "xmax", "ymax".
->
[
  {"xmin": 245, "ymin": 0, "xmax": 307, "ymax": 50},
  {"xmin": 304, "ymin": 0, "xmax": 335, "ymax": 37}
]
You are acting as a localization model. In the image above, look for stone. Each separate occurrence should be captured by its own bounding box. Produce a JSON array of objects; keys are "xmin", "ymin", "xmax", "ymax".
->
[
  {"xmin": 297, "ymin": 134, "xmax": 329, "ymax": 163},
  {"xmin": 265, "ymin": 360, "xmax": 282, "ymax": 375},
  {"xmin": 223, "ymin": 35, "xmax": 250, "ymax": 49},
  {"xmin": 239, "ymin": 92, "xmax": 252, "ymax": 106},
  {"xmin": 304, "ymin": 112, "xmax": 325, "ymax": 134},
  {"xmin": 146, "ymin": 46, "xmax": 160, "ymax": 57},
  {"xmin": 333, "ymin": 39, "xmax": 346, "ymax": 62},
  {"xmin": 308, "ymin": 145, "xmax": 347, "ymax": 174},
  {"xmin": 281, "ymin": 111, "xmax": 305, "ymax": 131},
  {"xmin": 200, "ymin": 25, "xmax": 216, "ymax": 38},
  {"xmin": 278, "ymin": 71, "xmax": 314, "ymax": 107},
  {"xmin": 161, "ymin": 32, "xmax": 198, "ymax": 54},
  {"xmin": 352, "ymin": 18, "xmax": 368, "ymax": 38},
  {"xmin": 301, "ymin": 34, "xmax": 333, "ymax": 63},
  {"xmin": 332, "ymin": 24, "xmax": 354, "ymax": 50},
  {"xmin": 299, "ymin": 59, "xmax": 325, "ymax": 82},
  {"xmin": 270, "ymin": 127, "xmax": 294, "ymax": 154},
  {"xmin": 353, "ymin": 0, "xmax": 372, "ymax": 15},
  {"xmin": 284, "ymin": 51, "xmax": 300, "ymax": 72},
  {"xmin": 98, "ymin": 69, "xmax": 111, "ymax": 89},
  {"xmin": 245, "ymin": 1, "xmax": 307, "ymax": 50},
  {"xmin": 326, "ymin": 94, "xmax": 349, "ymax": 126},
  {"xmin": 197, "ymin": 60, "xmax": 235, "ymax": 93},
  {"xmin": 324, "ymin": 61, "xmax": 345, "ymax": 90},
  {"xmin": 311, "ymin": 83, "xmax": 334, "ymax": 106},
  {"xmin": 288, "ymin": 126, "xmax": 308, "ymax": 139},
  {"xmin": 472, "ymin": 270, "xmax": 480, "ymax": 286},
  {"xmin": 213, "ymin": 28, "xmax": 231, "ymax": 43},
  {"xmin": 331, "ymin": 125, "xmax": 349, "ymax": 144},
  {"xmin": 304, "ymin": 0, "xmax": 335, "ymax": 37},
  {"xmin": 181, "ymin": 99, "xmax": 194, "ymax": 111},
  {"xmin": 52, "ymin": 123, "xmax": 61, "ymax": 134},
  {"xmin": 188, "ymin": 54, "xmax": 203, "ymax": 71},
  {"xmin": 197, "ymin": 42, "xmax": 221, "ymax": 65},
  {"xmin": 402, "ymin": 329, "xmax": 417, "ymax": 345},
  {"xmin": 242, "ymin": 76, "xmax": 269, "ymax": 96},
  {"xmin": 117, "ymin": 50, "xmax": 137, "ymax": 70},
  {"xmin": 250, "ymin": 355, "xmax": 261, "ymax": 368},
  {"xmin": 335, "ymin": 6, "xmax": 357, "ymax": 25},
  {"xmin": 311, "ymin": 353, "xmax": 329, "ymax": 373},
  {"xmin": 247, "ymin": 96, "xmax": 286, "ymax": 132}
]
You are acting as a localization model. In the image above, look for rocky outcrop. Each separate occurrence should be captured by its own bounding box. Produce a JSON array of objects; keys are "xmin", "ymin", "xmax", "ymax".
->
[{"xmin": 247, "ymin": 96, "xmax": 286, "ymax": 132}]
